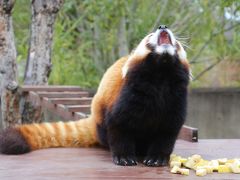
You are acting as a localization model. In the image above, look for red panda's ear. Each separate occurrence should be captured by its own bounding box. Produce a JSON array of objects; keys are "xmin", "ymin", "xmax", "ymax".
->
[
  {"xmin": 133, "ymin": 34, "xmax": 152, "ymax": 57},
  {"xmin": 176, "ymin": 41, "xmax": 187, "ymax": 60},
  {"xmin": 122, "ymin": 34, "xmax": 153, "ymax": 78},
  {"xmin": 175, "ymin": 40, "xmax": 192, "ymax": 79}
]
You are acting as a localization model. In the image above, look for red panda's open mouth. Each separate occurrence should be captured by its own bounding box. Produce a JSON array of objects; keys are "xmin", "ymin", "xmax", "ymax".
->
[{"xmin": 158, "ymin": 31, "xmax": 172, "ymax": 45}]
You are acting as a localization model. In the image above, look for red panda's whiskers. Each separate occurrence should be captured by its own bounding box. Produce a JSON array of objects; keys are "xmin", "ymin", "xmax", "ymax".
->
[
  {"xmin": 175, "ymin": 37, "xmax": 190, "ymax": 40},
  {"xmin": 181, "ymin": 44, "xmax": 192, "ymax": 50},
  {"xmin": 176, "ymin": 39, "xmax": 192, "ymax": 50}
]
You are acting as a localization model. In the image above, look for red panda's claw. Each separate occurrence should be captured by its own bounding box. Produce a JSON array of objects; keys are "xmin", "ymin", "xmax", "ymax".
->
[
  {"xmin": 143, "ymin": 156, "xmax": 169, "ymax": 167},
  {"xmin": 113, "ymin": 155, "xmax": 137, "ymax": 166}
]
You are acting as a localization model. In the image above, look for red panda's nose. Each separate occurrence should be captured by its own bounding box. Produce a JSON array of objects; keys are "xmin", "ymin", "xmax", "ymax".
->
[{"xmin": 158, "ymin": 25, "xmax": 168, "ymax": 29}]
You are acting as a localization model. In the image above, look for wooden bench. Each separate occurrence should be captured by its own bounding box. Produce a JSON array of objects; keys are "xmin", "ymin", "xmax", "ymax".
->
[{"xmin": 21, "ymin": 85, "xmax": 198, "ymax": 142}]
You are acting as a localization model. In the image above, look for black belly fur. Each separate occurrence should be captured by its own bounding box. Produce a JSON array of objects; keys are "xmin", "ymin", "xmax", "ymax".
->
[{"xmin": 97, "ymin": 53, "xmax": 189, "ymax": 166}]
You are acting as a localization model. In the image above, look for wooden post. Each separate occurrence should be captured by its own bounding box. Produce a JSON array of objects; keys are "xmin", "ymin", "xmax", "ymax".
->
[
  {"xmin": 24, "ymin": 0, "xmax": 64, "ymax": 85},
  {"xmin": 0, "ymin": 0, "xmax": 21, "ymax": 128}
]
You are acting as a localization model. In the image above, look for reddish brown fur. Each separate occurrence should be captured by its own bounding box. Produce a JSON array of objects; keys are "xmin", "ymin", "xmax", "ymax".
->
[{"xmin": 91, "ymin": 56, "xmax": 128, "ymax": 125}]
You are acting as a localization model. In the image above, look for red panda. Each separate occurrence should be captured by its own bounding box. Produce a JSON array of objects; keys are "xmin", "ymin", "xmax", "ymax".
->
[{"xmin": 0, "ymin": 25, "xmax": 190, "ymax": 166}]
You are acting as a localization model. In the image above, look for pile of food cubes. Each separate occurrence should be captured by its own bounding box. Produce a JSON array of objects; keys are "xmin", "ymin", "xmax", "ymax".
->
[{"xmin": 170, "ymin": 154, "xmax": 240, "ymax": 176}]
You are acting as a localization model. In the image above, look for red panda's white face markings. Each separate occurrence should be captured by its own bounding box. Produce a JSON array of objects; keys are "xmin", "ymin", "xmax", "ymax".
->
[
  {"xmin": 122, "ymin": 27, "xmax": 189, "ymax": 78},
  {"xmin": 148, "ymin": 28, "xmax": 187, "ymax": 60}
]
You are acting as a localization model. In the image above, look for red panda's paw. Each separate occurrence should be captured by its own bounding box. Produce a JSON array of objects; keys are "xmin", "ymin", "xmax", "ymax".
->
[
  {"xmin": 113, "ymin": 155, "xmax": 137, "ymax": 166},
  {"xmin": 143, "ymin": 155, "xmax": 169, "ymax": 167},
  {"xmin": 0, "ymin": 128, "xmax": 30, "ymax": 155}
]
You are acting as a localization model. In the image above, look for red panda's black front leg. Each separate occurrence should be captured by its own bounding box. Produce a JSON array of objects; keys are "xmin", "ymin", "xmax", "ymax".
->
[
  {"xmin": 108, "ymin": 126, "xmax": 137, "ymax": 166},
  {"xmin": 143, "ymin": 133, "xmax": 178, "ymax": 167}
]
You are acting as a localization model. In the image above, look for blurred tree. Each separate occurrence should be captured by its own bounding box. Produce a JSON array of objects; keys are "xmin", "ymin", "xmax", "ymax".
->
[
  {"xmin": 0, "ymin": 0, "xmax": 21, "ymax": 128},
  {"xmin": 11, "ymin": 0, "xmax": 240, "ymax": 88},
  {"xmin": 24, "ymin": 0, "xmax": 64, "ymax": 85}
]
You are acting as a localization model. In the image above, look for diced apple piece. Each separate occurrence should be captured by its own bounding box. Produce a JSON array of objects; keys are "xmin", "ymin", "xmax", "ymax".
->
[
  {"xmin": 170, "ymin": 166, "xmax": 189, "ymax": 176},
  {"xmin": 170, "ymin": 161, "xmax": 181, "ymax": 168},
  {"xmin": 191, "ymin": 154, "xmax": 202, "ymax": 163},
  {"xmin": 196, "ymin": 166, "xmax": 213, "ymax": 174},
  {"xmin": 218, "ymin": 165, "xmax": 232, "ymax": 173},
  {"xmin": 193, "ymin": 159, "xmax": 209, "ymax": 170},
  {"xmin": 196, "ymin": 168, "xmax": 207, "ymax": 176},
  {"xmin": 170, "ymin": 154, "xmax": 177, "ymax": 161},
  {"xmin": 171, "ymin": 166, "xmax": 180, "ymax": 173},
  {"xmin": 180, "ymin": 158, "xmax": 187, "ymax": 164},
  {"xmin": 226, "ymin": 159, "xmax": 235, "ymax": 163},
  {"xmin": 183, "ymin": 158, "xmax": 196, "ymax": 169},
  {"xmin": 218, "ymin": 158, "xmax": 228, "ymax": 164},
  {"xmin": 209, "ymin": 160, "xmax": 219, "ymax": 171},
  {"xmin": 170, "ymin": 155, "xmax": 182, "ymax": 162},
  {"xmin": 179, "ymin": 168, "xmax": 190, "ymax": 176},
  {"xmin": 230, "ymin": 159, "xmax": 240, "ymax": 173}
]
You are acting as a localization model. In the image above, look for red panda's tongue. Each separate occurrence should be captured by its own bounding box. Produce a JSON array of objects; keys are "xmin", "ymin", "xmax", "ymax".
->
[{"xmin": 158, "ymin": 31, "xmax": 171, "ymax": 45}]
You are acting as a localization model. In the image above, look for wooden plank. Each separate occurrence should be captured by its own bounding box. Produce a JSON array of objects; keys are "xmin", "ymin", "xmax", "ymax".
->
[
  {"xmin": 26, "ymin": 91, "xmax": 42, "ymax": 106},
  {"xmin": 1, "ymin": 140, "xmax": 240, "ymax": 179},
  {"xmin": 66, "ymin": 105, "xmax": 91, "ymax": 113},
  {"xmin": 25, "ymin": 92, "xmax": 90, "ymax": 120},
  {"xmin": 37, "ymin": 91, "xmax": 90, "ymax": 98},
  {"xmin": 42, "ymin": 98, "xmax": 74, "ymax": 120},
  {"xmin": 73, "ymin": 112, "xmax": 89, "ymax": 120},
  {"xmin": 25, "ymin": 91, "xmax": 74, "ymax": 120},
  {"xmin": 178, "ymin": 125, "xmax": 198, "ymax": 142},
  {"xmin": 21, "ymin": 85, "xmax": 83, "ymax": 92},
  {"xmin": 49, "ymin": 97, "xmax": 92, "ymax": 105}
]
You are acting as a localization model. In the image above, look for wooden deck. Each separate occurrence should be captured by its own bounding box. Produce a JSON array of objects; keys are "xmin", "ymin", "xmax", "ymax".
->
[{"xmin": 1, "ymin": 139, "xmax": 240, "ymax": 180}]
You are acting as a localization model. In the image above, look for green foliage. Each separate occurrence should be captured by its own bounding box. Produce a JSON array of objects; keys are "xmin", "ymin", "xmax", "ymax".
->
[{"xmin": 12, "ymin": 0, "xmax": 240, "ymax": 88}]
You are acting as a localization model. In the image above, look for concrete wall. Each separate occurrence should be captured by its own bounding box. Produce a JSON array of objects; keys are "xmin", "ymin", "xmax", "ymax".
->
[{"xmin": 186, "ymin": 88, "xmax": 240, "ymax": 139}]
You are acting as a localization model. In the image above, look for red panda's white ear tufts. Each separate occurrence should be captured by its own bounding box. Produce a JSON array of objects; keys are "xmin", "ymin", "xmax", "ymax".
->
[
  {"xmin": 176, "ymin": 40, "xmax": 187, "ymax": 60},
  {"xmin": 122, "ymin": 34, "xmax": 152, "ymax": 78},
  {"xmin": 133, "ymin": 34, "xmax": 152, "ymax": 57},
  {"xmin": 178, "ymin": 48, "xmax": 187, "ymax": 60}
]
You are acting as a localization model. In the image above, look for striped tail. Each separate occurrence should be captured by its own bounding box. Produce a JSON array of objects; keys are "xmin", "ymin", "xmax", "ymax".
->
[{"xmin": 0, "ymin": 118, "xmax": 98, "ymax": 155}]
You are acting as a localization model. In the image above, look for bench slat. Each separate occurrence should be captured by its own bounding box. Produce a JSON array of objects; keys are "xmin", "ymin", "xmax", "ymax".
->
[
  {"xmin": 36, "ymin": 92, "xmax": 89, "ymax": 98},
  {"xmin": 66, "ymin": 105, "xmax": 91, "ymax": 113},
  {"xmin": 22, "ymin": 85, "xmax": 83, "ymax": 92},
  {"xmin": 49, "ymin": 98, "xmax": 92, "ymax": 105}
]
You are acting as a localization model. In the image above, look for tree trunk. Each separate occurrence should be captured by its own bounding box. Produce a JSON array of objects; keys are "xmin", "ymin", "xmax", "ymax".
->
[
  {"xmin": 24, "ymin": 0, "xmax": 63, "ymax": 85},
  {"xmin": 0, "ymin": 0, "xmax": 21, "ymax": 128},
  {"xmin": 22, "ymin": 0, "xmax": 63, "ymax": 124},
  {"xmin": 118, "ymin": 16, "xmax": 129, "ymax": 57},
  {"xmin": 92, "ymin": 20, "xmax": 104, "ymax": 73}
]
